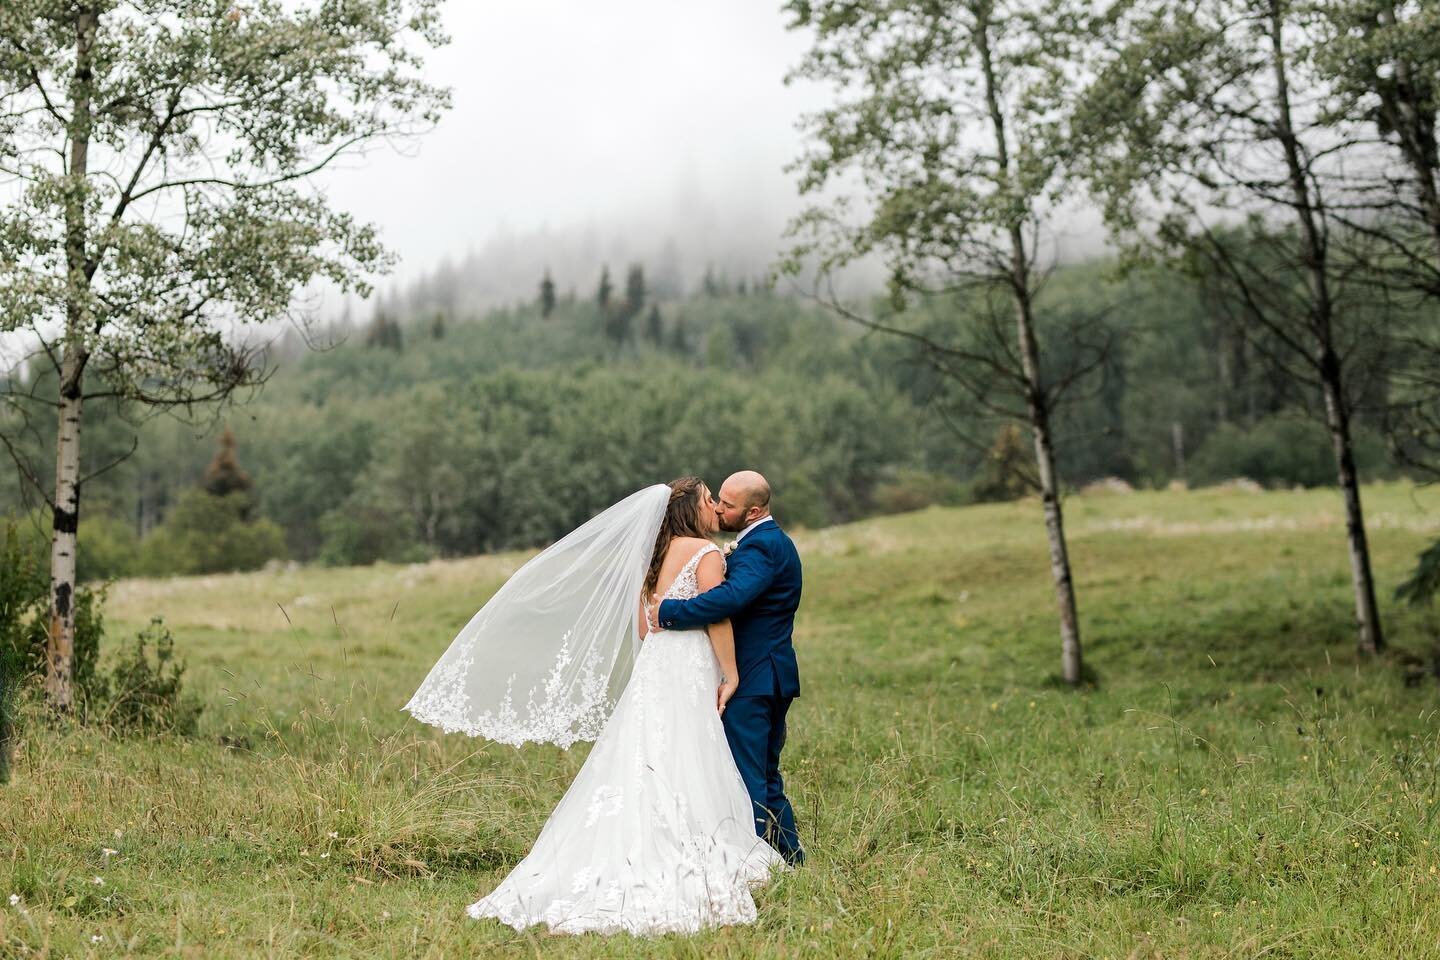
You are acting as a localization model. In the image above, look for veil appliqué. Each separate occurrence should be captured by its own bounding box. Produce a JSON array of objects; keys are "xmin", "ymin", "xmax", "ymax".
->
[{"xmin": 404, "ymin": 484, "xmax": 669, "ymax": 748}]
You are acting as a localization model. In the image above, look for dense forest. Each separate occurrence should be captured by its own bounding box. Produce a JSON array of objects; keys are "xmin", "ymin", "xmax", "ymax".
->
[{"xmin": 0, "ymin": 255, "xmax": 1403, "ymax": 581}]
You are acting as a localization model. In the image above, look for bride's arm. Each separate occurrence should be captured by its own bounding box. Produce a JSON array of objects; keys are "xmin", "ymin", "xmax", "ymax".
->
[{"xmin": 696, "ymin": 551, "xmax": 740, "ymax": 712}]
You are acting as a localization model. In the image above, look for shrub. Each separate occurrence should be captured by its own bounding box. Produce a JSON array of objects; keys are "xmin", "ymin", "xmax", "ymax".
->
[
  {"xmin": 1, "ymin": 517, "xmax": 109, "ymax": 778},
  {"xmin": 971, "ymin": 424, "xmax": 1036, "ymax": 503},
  {"xmin": 140, "ymin": 489, "xmax": 287, "ymax": 575},
  {"xmin": 77, "ymin": 513, "xmax": 140, "ymax": 582},
  {"xmin": 89, "ymin": 618, "xmax": 202, "ymax": 735},
  {"xmin": 1187, "ymin": 416, "xmax": 1392, "ymax": 489},
  {"xmin": 317, "ymin": 504, "xmax": 428, "ymax": 566},
  {"xmin": 870, "ymin": 469, "xmax": 968, "ymax": 515}
]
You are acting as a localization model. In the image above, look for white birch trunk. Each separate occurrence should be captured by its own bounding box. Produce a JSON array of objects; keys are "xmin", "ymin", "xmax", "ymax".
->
[{"xmin": 47, "ymin": 6, "xmax": 98, "ymax": 710}]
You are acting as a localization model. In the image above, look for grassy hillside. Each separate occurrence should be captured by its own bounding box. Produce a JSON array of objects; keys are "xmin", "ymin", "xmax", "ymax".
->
[{"xmin": 5, "ymin": 483, "xmax": 1440, "ymax": 957}]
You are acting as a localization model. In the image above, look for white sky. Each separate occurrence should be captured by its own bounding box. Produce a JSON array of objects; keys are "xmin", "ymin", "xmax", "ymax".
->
[{"xmin": 316, "ymin": 0, "xmax": 828, "ymax": 285}]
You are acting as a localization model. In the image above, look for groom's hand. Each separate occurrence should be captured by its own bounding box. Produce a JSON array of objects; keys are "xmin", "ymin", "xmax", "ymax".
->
[{"xmin": 647, "ymin": 604, "xmax": 663, "ymax": 634}]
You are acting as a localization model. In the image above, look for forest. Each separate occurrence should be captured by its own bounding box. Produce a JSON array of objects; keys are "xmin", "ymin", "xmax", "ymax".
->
[{"xmin": 0, "ymin": 253, "xmax": 1408, "ymax": 581}]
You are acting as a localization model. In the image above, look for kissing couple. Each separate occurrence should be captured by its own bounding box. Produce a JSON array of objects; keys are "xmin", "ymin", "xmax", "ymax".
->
[{"xmin": 405, "ymin": 471, "xmax": 805, "ymax": 935}]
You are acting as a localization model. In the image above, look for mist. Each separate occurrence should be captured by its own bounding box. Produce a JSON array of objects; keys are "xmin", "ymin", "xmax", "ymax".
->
[{"xmin": 313, "ymin": 0, "xmax": 839, "ymax": 308}]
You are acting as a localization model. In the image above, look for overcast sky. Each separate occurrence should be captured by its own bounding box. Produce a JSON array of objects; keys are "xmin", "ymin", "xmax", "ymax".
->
[{"xmin": 317, "ymin": 1, "xmax": 828, "ymax": 286}]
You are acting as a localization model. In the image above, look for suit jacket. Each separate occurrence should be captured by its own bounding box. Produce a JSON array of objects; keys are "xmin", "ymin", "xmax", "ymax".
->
[{"xmin": 657, "ymin": 520, "xmax": 802, "ymax": 698}]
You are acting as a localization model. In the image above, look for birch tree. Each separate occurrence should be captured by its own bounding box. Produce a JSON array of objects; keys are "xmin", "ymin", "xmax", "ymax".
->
[
  {"xmin": 0, "ymin": 0, "xmax": 449, "ymax": 710},
  {"xmin": 782, "ymin": 0, "xmax": 1103, "ymax": 685},
  {"xmin": 1081, "ymin": 0, "xmax": 1388, "ymax": 654}
]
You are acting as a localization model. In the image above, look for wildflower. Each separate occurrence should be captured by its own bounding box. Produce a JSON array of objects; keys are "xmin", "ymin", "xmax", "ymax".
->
[
  {"xmin": 113, "ymin": 829, "xmax": 123, "ymax": 839},
  {"xmin": 1211, "ymin": 911, "xmax": 1221, "ymax": 918},
  {"xmin": 91, "ymin": 934, "xmax": 103, "ymax": 943},
  {"xmin": 101, "ymin": 848, "xmax": 117, "ymax": 858},
  {"xmin": 1200, "ymin": 788, "xmax": 1208, "ymax": 796},
  {"xmin": 91, "ymin": 876, "xmax": 104, "ymax": 886},
  {"xmin": 327, "ymin": 831, "xmax": 338, "ymax": 839},
  {"xmin": 320, "ymin": 853, "xmax": 330, "ymax": 859},
  {"xmin": 8, "ymin": 894, "xmax": 19, "ymax": 907}
]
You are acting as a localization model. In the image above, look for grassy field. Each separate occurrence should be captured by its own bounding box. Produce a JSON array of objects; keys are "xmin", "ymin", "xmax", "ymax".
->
[{"xmin": 5, "ymin": 482, "xmax": 1440, "ymax": 958}]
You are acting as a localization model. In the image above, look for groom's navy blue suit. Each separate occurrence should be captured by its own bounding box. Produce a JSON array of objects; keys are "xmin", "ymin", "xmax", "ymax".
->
[{"xmin": 657, "ymin": 518, "xmax": 805, "ymax": 864}]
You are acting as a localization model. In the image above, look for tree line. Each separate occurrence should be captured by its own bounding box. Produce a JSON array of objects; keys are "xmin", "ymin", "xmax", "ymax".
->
[{"xmin": 781, "ymin": 0, "xmax": 1440, "ymax": 682}]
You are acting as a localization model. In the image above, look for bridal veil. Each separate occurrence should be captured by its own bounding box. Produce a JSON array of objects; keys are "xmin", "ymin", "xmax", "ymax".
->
[{"xmin": 404, "ymin": 484, "xmax": 669, "ymax": 748}]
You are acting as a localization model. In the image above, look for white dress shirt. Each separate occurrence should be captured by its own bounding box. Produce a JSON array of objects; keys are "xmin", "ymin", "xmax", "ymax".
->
[{"xmin": 734, "ymin": 514, "xmax": 775, "ymax": 543}]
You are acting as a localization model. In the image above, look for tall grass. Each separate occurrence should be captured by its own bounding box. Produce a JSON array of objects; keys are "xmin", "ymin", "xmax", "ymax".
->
[{"xmin": 3, "ymin": 483, "xmax": 1439, "ymax": 957}]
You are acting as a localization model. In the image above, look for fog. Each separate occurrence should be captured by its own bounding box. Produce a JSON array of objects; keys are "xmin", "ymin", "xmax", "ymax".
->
[{"xmin": 315, "ymin": 0, "xmax": 838, "ymax": 309}]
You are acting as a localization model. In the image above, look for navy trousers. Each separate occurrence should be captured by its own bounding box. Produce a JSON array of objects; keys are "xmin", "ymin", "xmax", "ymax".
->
[{"xmin": 722, "ymin": 694, "xmax": 805, "ymax": 864}]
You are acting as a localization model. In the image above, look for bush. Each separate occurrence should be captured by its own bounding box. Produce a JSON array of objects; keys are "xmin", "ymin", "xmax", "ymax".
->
[
  {"xmin": 1, "ymin": 518, "xmax": 107, "ymax": 697},
  {"xmin": 870, "ymin": 469, "xmax": 968, "ymax": 515},
  {"xmin": 89, "ymin": 618, "xmax": 202, "ymax": 735},
  {"xmin": 1187, "ymin": 416, "xmax": 1391, "ymax": 489},
  {"xmin": 77, "ymin": 513, "xmax": 140, "ymax": 582},
  {"xmin": 317, "ymin": 505, "xmax": 429, "ymax": 567},
  {"xmin": 1, "ymin": 517, "xmax": 110, "ymax": 778},
  {"xmin": 140, "ymin": 489, "xmax": 287, "ymax": 575},
  {"xmin": 971, "ymin": 424, "xmax": 1036, "ymax": 503}
]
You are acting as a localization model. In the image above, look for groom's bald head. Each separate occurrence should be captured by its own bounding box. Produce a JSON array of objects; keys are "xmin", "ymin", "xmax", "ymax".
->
[
  {"xmin": 726, "ymin": 471, "xmax": 770, "ymax": 510},
  {"xmin": 716, "ymin": 470, "xmax": 771, "ymax": 532}
]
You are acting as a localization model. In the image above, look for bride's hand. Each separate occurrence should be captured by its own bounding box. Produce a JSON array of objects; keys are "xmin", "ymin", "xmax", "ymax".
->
[{"xmin": 716, "ymin": 675, "xmax": 739, "ymax": 715}]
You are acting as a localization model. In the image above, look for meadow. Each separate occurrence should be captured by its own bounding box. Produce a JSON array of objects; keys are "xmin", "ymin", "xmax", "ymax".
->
[{"xmin": 4, "ymin": 482, "xmax": 1440, "ymax": 958}]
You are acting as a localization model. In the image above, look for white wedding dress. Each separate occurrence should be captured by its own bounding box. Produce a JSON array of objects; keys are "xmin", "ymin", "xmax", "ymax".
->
[{"xmin": 468, "ymin": 543, "xmax": 784, "ymax": 935}]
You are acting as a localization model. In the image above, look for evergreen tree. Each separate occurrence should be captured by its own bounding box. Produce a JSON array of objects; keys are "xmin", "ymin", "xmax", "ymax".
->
[
  {"xmin": 701, "ymin": 265, "xmax": 723, "ymax": 298},
  {"xmin": 203, "ymin": 428, "xmax": 253, "ymax": 501},
  {"xmin": 364, "ymin": 307, "xmax": 403, "ymax": 352},
  {"xmin": 623, "ymin": 264, "xmax": 646, "ymax": 319},
  {"xmin": 596, "ymin": 266, "xmax": 613, "ymax": 311},
  {"xmin": 668, "ymin": 313, "xmax": 690, "ymax": 354},
  {"xmin": 540, "ymin": 269, "xmax": 557, "ymax": 318},
  {"xmin": 644, "ymin": 304, "xmax": 663, "ymax": 345}
]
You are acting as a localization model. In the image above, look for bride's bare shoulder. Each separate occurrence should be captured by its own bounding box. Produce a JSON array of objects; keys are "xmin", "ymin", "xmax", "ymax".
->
[{"xmin": 667, "ymin": 537, "xmax": 715, "ymax": 559}]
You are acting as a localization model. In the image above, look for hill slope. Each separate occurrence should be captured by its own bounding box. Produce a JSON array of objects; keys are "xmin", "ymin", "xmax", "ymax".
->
[{"xmin": 5, "ymin": 483, "xmax": 1440, "ymax": 957}]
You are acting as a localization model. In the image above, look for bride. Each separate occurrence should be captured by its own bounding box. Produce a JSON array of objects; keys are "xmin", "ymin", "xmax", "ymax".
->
[{"xmin": 404, "ymin": 477, "xmax": 784, "ymax": 935}]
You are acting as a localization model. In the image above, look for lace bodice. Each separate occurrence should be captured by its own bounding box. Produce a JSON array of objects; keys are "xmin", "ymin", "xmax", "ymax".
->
[{"xmin": 643, "ymin": 542, "xmax": 720, "ymax": 620}]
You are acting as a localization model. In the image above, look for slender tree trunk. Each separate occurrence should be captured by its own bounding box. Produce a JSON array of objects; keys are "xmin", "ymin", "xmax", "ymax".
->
[
  {"xmin": 1014, "ymin": 274, "xmax": 1085, "ymax": 684},
  {"xmin": 48, "ymin": 6, "xmax": 98, "ymax": 710},
  {"xmin": 977, "ymin": 10, "xmax": 1084, "ymax": 684},
  {"xmin": 1268, "ymin": 0, "xmax": 1384, "ymax": 654},
  {"xmin": 1319, "ymin": 355, "xmax": 1385, "ymax": 653}
]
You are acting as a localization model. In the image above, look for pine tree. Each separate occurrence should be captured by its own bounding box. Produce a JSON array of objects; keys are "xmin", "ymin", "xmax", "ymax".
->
[
  {"xmin": 623, "ymin": 264, "xmax": 646, "ymax": 319},
  {"xmin": 668, "ymin": 313, "xmax": 690, "ymax": 354},
  {"xmin": 364, "ymin": 305, "xmax": 403, "ymax": 352},
  {"xmin": 644, "ymin": 304, "xmax": 663, "ymax": 345},
  {"xmin": 596, "ymin": 266, "xmax": 613, "ymax": 311},
  {"xmin": 539, "ymin": 269, "xmax": 556, "ymax": 318},
  {"xmin": 203, "ymin": 428, "xmax": 255, "ymax": 519}
]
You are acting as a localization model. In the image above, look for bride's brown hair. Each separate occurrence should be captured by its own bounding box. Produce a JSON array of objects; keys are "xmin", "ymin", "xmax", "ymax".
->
[{"xmin": 643, "ymin": 476, "xmax": 710, "ymax": 600}]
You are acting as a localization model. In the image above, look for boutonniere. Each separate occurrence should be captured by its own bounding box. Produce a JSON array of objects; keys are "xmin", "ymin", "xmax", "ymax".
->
[{"xmin": 722, "ymin": 539, "xmax": 738, "ymax": 558}]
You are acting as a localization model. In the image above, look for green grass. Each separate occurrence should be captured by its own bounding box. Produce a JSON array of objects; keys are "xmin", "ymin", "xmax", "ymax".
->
[{"xmin": 5, "ymin": 482, "xmax": 1440, "ymax": 958}]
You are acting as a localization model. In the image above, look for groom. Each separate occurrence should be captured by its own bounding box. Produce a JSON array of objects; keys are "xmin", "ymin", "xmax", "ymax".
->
[{"xmin": 651, "ymin": 470, "xmax": 805, "ymax": 865}]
